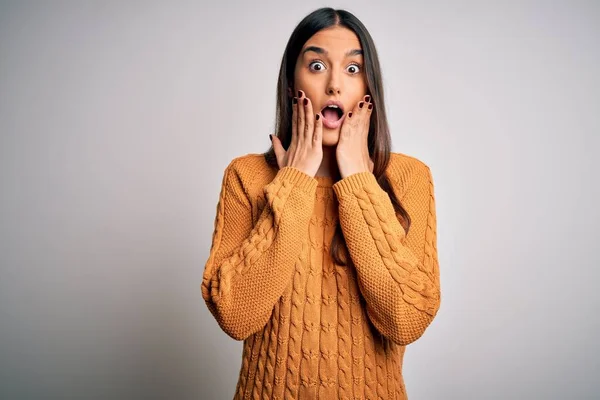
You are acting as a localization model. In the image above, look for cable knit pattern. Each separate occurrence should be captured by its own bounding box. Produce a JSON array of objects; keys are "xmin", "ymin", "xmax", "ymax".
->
[
  {"xmin": 202, "ymin": 152, "xmax": 441, "ymax": 399},
  {"xmin": 333, "ymin": 163, "xmax": 441, "ymax": 346}
]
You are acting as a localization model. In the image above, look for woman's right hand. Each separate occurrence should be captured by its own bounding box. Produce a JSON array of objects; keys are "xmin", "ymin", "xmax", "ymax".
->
[{"xmin": 271, "ymin": 90, "xmax": 323, "ymax": 177}]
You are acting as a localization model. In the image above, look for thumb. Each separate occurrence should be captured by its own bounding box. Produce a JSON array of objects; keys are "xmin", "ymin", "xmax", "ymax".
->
[{"xmin": 270, "ymin": 134, "xmax": 285, "ymax": 169}]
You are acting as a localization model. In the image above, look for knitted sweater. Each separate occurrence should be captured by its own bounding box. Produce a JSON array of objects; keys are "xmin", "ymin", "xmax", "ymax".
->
[{"xmin": 202, "ymin": 152, "xmax": 441, "ymax": 400}]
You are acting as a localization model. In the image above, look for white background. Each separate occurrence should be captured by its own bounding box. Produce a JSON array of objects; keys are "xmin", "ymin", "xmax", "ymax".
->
[{"xmin": 1, "ymin": 1, "xmax": 598, "ymax": 398}]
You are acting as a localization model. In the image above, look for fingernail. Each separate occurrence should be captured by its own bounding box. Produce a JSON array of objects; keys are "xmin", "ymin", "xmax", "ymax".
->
[
  {"xmin": 292, "ymin": 97, "xmax": 297, "ymax": 104},
  {"xmin": 303, "ymin": 98, "xmax": 308, "ymax": 105},
  {"xmin": 365, "ymin": 95, "xmax": 371, "ymax": 102},
  {"xmin": 348, "ymin": 112, "xmax": 353, "ymax": 118},
  {"xmin": 298, "ymin": 90, "xmax": 302, "ymax": 97},
  {"xmin": 315, "ymin": 114, "xmax": 320, "ymax": 120},
  {"xmin": 368, "ymin": 103, "xmax": 373, "ymax": 110},
  {"xmin": 359, "ymin": 102, "xmax": 364, "ymax": 108},
  {"xmin": 269, "ymin": 134, "xmax": 273, "ymax": 142}
]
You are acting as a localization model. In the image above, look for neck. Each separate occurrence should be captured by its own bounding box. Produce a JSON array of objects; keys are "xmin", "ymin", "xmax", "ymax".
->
[{"xmin": 316, "ymin": 145, "xmax": 341, "ymax": 179}]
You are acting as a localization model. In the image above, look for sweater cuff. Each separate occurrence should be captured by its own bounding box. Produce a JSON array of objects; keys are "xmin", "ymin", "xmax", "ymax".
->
[
  {"xmin": 276, "ymin": 166, "xmax": 318, "ymax": 193},
  {"xmin": 332, "ymin": 171, "xmax": 379, "ymax": 198}
]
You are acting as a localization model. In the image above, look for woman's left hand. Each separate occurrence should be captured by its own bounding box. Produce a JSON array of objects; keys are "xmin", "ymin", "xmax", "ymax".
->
[{"xmin": 336, "ymin": 95, "xmax": 375, "ymax": 178}]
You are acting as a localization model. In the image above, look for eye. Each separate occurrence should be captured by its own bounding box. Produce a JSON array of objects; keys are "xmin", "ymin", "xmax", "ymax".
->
[
  {"xmin": 308, "ymin": 60, "xmax": 362, "ymax": 74},
  {"xmin": 347, "ymin": 63, "xmax": 361, "ymax": 74},
  {"xmin": 308, "ymin": 60, "xmax": 326, "ymax": 72}
]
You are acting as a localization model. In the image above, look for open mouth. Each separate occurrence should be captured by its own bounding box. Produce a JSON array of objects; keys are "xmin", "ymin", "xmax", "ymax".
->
[{"xmin": 321, "ymin": 105, "xmax": 344, "ymax": 122}]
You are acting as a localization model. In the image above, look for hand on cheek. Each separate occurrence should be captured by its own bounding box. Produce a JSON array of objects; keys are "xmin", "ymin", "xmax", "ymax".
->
[{"xmin": 336, "ymin": 95, "xmax": 374, "ymax": 178}]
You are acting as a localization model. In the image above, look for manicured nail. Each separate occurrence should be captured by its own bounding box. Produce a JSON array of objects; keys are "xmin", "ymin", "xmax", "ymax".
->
[
  {"xmin": 315, "ymin": 114, "xmax": 320, "ymax": 120},
  {"xmin": 348, "ymin": 112, "xmax": 353, "ymax": 118},
  {"xmin": 365, "ymin": 95, "xmax": 371, "ymax": 102},
  {"xmin": 292, "ymin": 97, "xmax": 297, "ymax": 104},
  {"xmin": 269, "ymin": 134, "xmax": 273, "ymax": 142},
  {"xmin": 359, "ymin": 101, "xmax": 364, "ymax": 108},
  {"xmin": 368, "ymin": 103, "xmax": 373, "ymax": 110},
  {"xmin": 298, "ymin": 90, "xmax": 302, "ymax": 97},
  {"xmin": 303, "ymin": 98, "xmax": 308, "ymax": 105}
]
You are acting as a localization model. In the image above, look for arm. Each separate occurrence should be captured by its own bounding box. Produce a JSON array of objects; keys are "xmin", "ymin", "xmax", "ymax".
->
[
  {"xmin": 332, "ymin": 164, "xmax": 440, "ymax": 346},
  {"xmin": 202, "ymin": 160, "xmax": 317, "ymax": 340}
]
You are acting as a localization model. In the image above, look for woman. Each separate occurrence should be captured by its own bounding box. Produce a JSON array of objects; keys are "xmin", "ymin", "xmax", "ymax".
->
[{"xmin": 202, "ymin": 7, "xmax": 441, "ymax": 399}]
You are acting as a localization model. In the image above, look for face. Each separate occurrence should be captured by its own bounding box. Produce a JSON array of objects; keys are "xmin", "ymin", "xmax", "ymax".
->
[{"xmin": 292, "ymin": 26, "xmax": 368, "ymax": 146}]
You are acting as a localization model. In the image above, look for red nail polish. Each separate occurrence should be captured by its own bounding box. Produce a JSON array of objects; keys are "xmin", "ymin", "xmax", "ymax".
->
[
  {"xmin": 298, "ymin": 90, "xmax": 302, "ymax": 97},
  {"xmin": 359, "ymin": 102, "xmax": 364, "ymax": 108},
  {"xmin": 315, "ymin": 114, "xmax": 320, "ymax": 120},
  {"xmin": 365, "ymin": 95, "xmax": 371, "ymax": 102},
  {"xmin": 348, "ymin": 112, "xmax": 353, "ymax": 118},
  {"xmin": 303, "ymin": 98, "xmax": 308, "ymax": 105},
  {"xmin": 292, "ymin": 97, "xmax": 297, "ymax": 104},
  {"xmin": 368, "ymin": 104, "xmax": 373, "ymax": 110}
]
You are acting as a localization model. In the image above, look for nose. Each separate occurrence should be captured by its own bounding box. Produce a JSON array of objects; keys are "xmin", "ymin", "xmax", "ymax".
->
[
  {"xmin": 326, "ymin": 70, "xmax": 341, "ymax": 95},
  {"xmin": 327, "ymin": 83, "xmax": 340, "ymax": 95}
]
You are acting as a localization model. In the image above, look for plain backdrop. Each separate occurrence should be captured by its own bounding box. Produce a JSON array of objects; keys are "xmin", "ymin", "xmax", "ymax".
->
[{"xmin": 1, "ymin": 1, "xmax": 599, "ymax": 399}]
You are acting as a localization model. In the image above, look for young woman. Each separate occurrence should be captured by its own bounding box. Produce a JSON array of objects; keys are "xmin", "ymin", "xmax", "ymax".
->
[{"xmin": 202, "ymin": 7, "xmax": 441, "ymax": 399}]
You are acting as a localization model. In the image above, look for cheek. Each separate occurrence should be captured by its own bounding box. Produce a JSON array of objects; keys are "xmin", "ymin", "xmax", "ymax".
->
[
  {"xmin": 295, "ymin": 74, "xmax": 320, "ymax": 93},
  {"xmin": 294, "ymin": 67, "xmax": 312, "ymax": 86},
  {"xmin": 352, "ymin": 84, "xmax": 368, "ymax": 99}
]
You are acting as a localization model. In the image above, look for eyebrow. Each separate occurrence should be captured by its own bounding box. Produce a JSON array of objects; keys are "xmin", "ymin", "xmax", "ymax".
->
[{"xmin": 301, "ymin": 46, "xmax": 363, "ymax": 58}]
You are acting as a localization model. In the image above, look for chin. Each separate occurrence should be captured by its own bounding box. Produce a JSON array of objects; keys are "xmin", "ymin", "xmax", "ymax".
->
[{"xmin": 322, "ymin": 129, "xmax": 340, "ymax": 147}]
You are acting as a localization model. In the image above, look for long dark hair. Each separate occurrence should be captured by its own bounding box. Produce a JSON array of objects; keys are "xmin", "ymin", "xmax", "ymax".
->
[{"xmin": 263, "ymin": 7, "xmax": 411, "ymax": 266}]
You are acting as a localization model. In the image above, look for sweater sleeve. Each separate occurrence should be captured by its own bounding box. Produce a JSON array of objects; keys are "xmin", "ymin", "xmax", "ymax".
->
[
  {"xmin": 332, "ymin": 164, "xmax": 440, "ymax": 346},
  {"xmin": 201, "ymin": 161, "xmax": 317, "ymax": 341}
]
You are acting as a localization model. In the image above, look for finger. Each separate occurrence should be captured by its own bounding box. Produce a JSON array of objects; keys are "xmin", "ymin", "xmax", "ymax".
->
[
  {"xmin": 340, "ymin": 101, "xmax": 362, "ymax": 140},
  {"xmin": 297, "ymin": 90, "xmax": 305, "ymax": 146},
  {"xmin": 341, "ymin": 100, "xmax": 361, "ymax": 137},
  {"xmin": 290, "ymin": 96, "xmax": 298, "ymax": 149},
  {"xmin": 357, "ymin": 96, "xmax": 367, "ymax": 118},
  {"xmin": 364, "ymin": 94, "xmax": 373, "ymax": 116},
  {"xmin": 271, "ymin": 134, "xmax": 284, "ymax": 168},
  {"xmin": 340, "ymin": 109, "xmax": 351, "ymax": 138},
  {"xmin": 357, "ymin": 100, "xmax": 367, "ymax": 133},
  {"xmin": 364, "ymin": 97, "xmax": 373, "ymax": 138},
  {"xmin": 358, "ymin": 100, "xmax": 366, "ymax": 113},
  {"xmin": 303, "ymin": 95, "xmax": 314, "ymax": 142},
  {"xmin": 314, "ymin": 112, "xmax": 323, "ymax": 145},
  {"xmin": 358, "ymin": 93, "xmax": 372, "ymax": 120},
  {"xmin": 350, "ymin": 98, "xmax": 362, "ymax": 120}
]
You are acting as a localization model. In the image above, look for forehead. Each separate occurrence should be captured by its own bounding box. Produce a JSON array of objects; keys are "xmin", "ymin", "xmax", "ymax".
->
[{"xmin": 302, "ymin": 26, "xmax": 362, "ymax": 55}]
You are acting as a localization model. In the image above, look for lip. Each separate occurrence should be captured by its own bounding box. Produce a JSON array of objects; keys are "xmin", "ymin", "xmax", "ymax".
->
[
  {"xmin": 321, "ymin": 99, "xmax": 345, "ymax": 112},
  {"xmin": 322, "ymin": 113, "xmax": 345, "ymax": 129},
  {"xmin": 320, "ymin": 99, "xmax": 345, "ymax": 129}
]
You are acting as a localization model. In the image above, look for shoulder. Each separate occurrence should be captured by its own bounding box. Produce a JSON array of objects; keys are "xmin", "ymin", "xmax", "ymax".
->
[
  {"xmin": 387, "ymin": 152, "xmax": 433, "ymax": 198},
  {"xmin": 221, "ymin": 152, "xmax": 276, "ymax": 196},
  {"xmin": 223, "ymin": 152, "xmax": 272, "ymax": 177},
  {"xmin": 388, "ymin": 151, "xmax": 431, "ymax": 176}
]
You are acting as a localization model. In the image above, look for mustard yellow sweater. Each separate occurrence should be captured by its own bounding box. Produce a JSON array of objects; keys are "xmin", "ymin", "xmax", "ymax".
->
[{"xmin": 202, "ymin": 152, "xmax": 441, "ymax": 399}]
